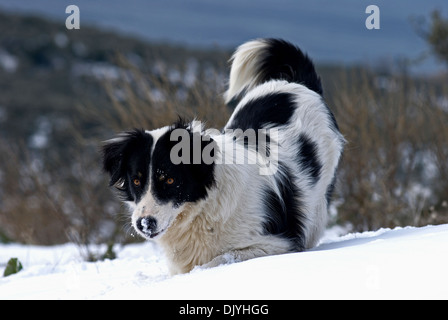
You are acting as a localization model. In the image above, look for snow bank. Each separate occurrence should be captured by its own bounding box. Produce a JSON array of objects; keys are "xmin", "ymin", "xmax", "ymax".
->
[{"xmin": 1, "ymin": 224, "xmax": 448, "ymax": 300}]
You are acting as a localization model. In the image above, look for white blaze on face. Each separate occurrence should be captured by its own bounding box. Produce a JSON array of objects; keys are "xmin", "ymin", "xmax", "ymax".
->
[{"xmin": 131, "ymin": 189, "xmax": 182, "ymax": 239}]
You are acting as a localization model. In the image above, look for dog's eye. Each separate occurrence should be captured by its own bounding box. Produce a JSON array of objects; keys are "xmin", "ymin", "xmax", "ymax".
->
[
  {"xmin": 158, "ymin": 174, "xmax": 166, "ymax": 181},
  {"xmin": 133, "ymin": 179, "xmax": 141, "ymax": 187},
  {"xmin": 166, "ymin": 178, "xmax": 174, "ymax": 185}
]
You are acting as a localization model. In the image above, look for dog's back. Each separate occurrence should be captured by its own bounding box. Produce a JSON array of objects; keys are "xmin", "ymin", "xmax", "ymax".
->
[{"xmin": 223, "ymin": 39, "xmax": 345, "ymax": 250}]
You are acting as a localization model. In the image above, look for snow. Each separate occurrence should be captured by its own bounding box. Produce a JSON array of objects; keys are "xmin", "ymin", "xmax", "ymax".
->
[
  {"xmin": 1, "ymin": 224, "xmax": 448, "ymax": 300},
  {"xmin": 0, "ymin": 49, "xmax": 19, "ymax": 73}
]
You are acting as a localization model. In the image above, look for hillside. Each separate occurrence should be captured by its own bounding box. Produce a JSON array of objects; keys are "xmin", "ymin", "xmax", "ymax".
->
[
  {"xmin": 0, "ymin": 10, "xmax": 229, "ymax": 142},
  {"xmin": 0, "ymin": 10, "xmax": 351, "ymax": 246},
  {"xmin": 1, "ymin": 224, "xmax": 447, "ymax": 300},
  {"xmin": 0, "ymin": 11, "xmax": 233, "ymax": 245},
  {"xmin": 0, "ymin": 10, "xmax": 349, "ymax": 145},
  {"xmin": 1, "ymin": 10, "xmax": 447, "ymax": 249}
]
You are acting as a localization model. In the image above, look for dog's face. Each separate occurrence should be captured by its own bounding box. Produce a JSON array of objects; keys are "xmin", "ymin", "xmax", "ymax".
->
[{"xmin": 102, "ymin": 122, "xmax": 216, "ymax": 240}]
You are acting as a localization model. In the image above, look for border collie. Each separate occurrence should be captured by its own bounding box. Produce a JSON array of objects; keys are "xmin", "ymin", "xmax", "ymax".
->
[{"xmin": 102, "ymin": 39, "xmax": 345, "ymax": 275}]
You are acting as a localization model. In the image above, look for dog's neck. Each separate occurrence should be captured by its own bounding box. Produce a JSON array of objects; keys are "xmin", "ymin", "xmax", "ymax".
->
[
  {"xmin": 156, "ymin": 161, "xmax": 254, "ymax": 275},
  {"xmin": 157, "ymin": 198, "xmax": 219, "ymax": 274}
]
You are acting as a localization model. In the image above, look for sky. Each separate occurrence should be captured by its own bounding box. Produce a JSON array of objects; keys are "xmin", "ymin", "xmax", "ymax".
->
[{"xmin": 1, "ymin": 0, "xmax": 447, "ymax": 73}]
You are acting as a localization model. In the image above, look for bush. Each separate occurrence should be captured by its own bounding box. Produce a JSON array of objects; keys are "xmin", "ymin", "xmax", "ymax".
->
[
  {"xmin": 3, "ymin": 258, "xmax": 23, "ymax": 277},
  {"xmin": 328, "ymin": 69, "xmax": 448, "ymax": 230}
]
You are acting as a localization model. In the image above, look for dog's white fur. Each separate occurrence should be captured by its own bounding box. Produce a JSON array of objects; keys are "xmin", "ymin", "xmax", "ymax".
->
[
  {"xmin": 225, "ymin": 39, "xmax": 270, "ymax": 104},
  {"xmin": 113, "ymin": 39, "xmax": 344, "ymax": 275}
]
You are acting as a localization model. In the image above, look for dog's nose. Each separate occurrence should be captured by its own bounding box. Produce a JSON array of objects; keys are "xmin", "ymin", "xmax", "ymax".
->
[{"xmin": 136, "ymin": 216, "xmax": 157, "ymax": 236}]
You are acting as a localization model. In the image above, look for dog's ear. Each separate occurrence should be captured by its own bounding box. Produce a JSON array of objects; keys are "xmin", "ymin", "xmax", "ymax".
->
[
  {"xmin": 102, "ymin": 130, "xmax": 150, "ymax": 187},
  {"xmin": 102, "ymin": 134, "xmax": 129, "ymax": 188}
]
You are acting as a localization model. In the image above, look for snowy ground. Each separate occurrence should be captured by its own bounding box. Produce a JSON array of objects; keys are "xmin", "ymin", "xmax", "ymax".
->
[{"xmin": 1, "ymin": 224, "xmax": 448, "ymax": 300}]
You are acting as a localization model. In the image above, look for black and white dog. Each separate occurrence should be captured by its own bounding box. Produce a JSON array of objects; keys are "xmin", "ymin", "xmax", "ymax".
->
[{"xmin": 102, "ymin": 39, "xmax": 344, "ymax": 275}]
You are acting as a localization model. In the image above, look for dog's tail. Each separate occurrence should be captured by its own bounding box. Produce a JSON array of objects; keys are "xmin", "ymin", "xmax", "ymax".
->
[{"xmin": 224, "ymin": 38, "xmax": 322, "ymax": 106}]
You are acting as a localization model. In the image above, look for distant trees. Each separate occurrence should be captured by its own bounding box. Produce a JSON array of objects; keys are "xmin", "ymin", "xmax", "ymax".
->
[{"xmin": 417, "ymin": 10, "xmax": 448, "ymax": 67}]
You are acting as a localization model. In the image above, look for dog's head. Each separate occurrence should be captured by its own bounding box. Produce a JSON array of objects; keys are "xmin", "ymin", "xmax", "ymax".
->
[{"xmin": 102, "ymin": 121, "xmax": 216, "ymax": 240}]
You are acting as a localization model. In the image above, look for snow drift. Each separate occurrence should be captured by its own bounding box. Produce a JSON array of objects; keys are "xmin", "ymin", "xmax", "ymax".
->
[{"xmin": 1, "ymin": 224, "xmax": 448, "ymax": 299}]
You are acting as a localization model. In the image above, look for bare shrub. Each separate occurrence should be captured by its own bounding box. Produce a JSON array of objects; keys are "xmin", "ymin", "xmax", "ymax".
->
[
  {"xmin": 0, "ymin": 138, "xmax": 123, "ymax": 254},
  {"xmin": 329, "ymin": 70, "xmax": 448, "ymax": 231},
  {"xmin": 96, "ymin": 54, "xmax": 230, "ymax": 132}
]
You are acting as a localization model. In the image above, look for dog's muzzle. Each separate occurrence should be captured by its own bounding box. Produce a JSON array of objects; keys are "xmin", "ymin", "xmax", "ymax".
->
[{"xmin": 136, "ymin": 216, "xmax": 161, "ymax": 238}]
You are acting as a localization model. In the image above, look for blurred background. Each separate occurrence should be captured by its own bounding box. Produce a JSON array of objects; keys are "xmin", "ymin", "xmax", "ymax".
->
[{"xmin": 0, "ymin": 1, "xmax": 447, "ymax": 258}]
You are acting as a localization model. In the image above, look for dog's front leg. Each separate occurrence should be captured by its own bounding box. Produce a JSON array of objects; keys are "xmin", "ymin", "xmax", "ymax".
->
[
  {"xmin": 200, "ymin": 247, "xmax": 277, "ymax": 269},
  {"xmin": 201, "ymin": 252, "xmax": 239, "ymax": 269}
]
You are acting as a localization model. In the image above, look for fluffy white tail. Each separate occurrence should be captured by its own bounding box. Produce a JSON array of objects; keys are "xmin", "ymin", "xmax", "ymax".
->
[{"xmin": 224, "ymin": 38, "xmax": 322, "ymax": 106}]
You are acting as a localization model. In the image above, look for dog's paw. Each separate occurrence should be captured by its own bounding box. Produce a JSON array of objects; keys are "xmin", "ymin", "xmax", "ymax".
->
[{"xmin": 200, "ymin": 252, "xmax": 239, "ymax": 269}]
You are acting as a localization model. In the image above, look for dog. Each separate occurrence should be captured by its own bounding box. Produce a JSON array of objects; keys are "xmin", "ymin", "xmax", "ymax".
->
[{"xmin": 102, "ymin": 38, "xmax": 345, "ymax": 275}]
